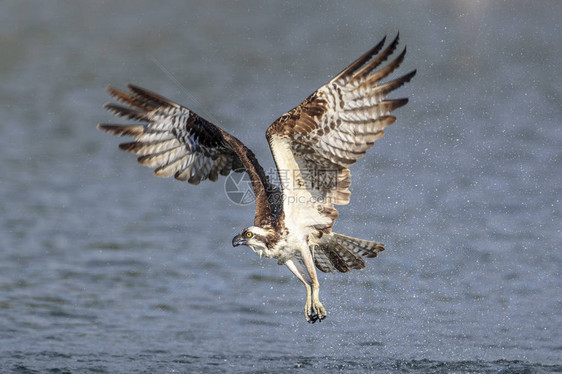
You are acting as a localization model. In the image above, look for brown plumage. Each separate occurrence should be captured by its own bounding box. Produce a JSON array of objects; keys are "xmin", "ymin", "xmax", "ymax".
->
[
  {"xmin": 99, "ymin": 84, "xmax": 281, "ymax": 226},
  {"xmin": 98, "ymin": 34, "xmax": 415, "ymax": 323}
]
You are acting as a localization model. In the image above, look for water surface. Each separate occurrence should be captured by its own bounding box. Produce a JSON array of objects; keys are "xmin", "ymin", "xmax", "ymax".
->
[{"xmin": 0, "ymin": 1, "xmax": 560, "ymax": 372}]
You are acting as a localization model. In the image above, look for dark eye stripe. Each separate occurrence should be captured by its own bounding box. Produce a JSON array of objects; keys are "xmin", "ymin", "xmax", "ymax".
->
[{"xmin": 253, "ymin": 234, "xmax": 267, "ymax": 242}]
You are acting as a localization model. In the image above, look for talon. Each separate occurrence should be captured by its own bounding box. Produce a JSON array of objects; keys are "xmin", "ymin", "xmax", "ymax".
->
[
  {"xmin": 312, "ymin": 301, "xmax": 327, "ymax": 321},
  {"xmin": 304, "ymin": 300, "xmax": 327, "ymax": 323},
  {"xmin": 305, "ymin": 303, "xmax": 320, "ymax": 323}
]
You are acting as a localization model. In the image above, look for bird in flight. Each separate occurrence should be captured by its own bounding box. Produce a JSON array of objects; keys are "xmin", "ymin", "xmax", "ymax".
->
[{"xmin": 98, "ymin": 34, "xmax": 415, "ymax": 323}]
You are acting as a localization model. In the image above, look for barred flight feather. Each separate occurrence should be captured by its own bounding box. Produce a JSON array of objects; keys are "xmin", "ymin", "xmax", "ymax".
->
[
  {"xmin": 314, "ymin": 233, "xmax": 384, "ymax": 273},
  {"xmin": 98, "ymin": 84, "xmax": 282, "ymax": 225},
  {"xmin": 267, "ymin": 33, "xmax": 416, "ymax": 236}
]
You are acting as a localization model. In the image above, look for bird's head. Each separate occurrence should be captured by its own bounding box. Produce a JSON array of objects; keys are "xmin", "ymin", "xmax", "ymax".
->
[{"xmin": 232, "ymin": 226, "xmax": 277, "ymax": 258}]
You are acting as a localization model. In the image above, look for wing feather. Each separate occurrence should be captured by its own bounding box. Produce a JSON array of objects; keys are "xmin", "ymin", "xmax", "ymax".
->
[
  {"xmin": 99, "ymin": 85, "xmax": 282, "ymax": 225},
  {"xmin": 266, "ymin": 34, "xmax": 415, "ymax": 234},
  {"xmin": 330, "ymin": 35, "xmax": 388, "ymax": 84},
  {"xmin": 103, "ymin": 103, "xmax": 149, "ymax": 121}
]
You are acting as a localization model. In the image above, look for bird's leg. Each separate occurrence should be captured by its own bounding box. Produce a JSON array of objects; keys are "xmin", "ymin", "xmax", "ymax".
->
[
  {"xmin": 285, "ymin": 258, "xmax": 317, "ymax": 323},
  {"xmin": 299, "ymin": 248, "xmax": 327, "ymax": 321}
]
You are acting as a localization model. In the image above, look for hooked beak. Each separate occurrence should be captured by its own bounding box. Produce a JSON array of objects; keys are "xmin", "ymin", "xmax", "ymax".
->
[{"xmin": 232, "ymin": 234, "xmax": 245, "ymax": 247}]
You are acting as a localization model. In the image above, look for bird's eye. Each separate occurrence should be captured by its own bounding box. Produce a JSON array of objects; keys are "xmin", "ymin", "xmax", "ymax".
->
[{"xmin": 246, "ymin": 232, "xmax": 253, "ymax": 238}]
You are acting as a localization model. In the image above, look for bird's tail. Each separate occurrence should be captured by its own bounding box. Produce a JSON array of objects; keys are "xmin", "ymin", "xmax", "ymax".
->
[{"xmin": 313, "ymin": 233, "xmax": 385, "ymax": 273}]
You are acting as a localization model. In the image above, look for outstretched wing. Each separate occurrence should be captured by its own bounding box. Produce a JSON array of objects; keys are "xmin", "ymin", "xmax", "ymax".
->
[
  {"xmin": 266, "ymin": 34, "xmax": 415, "ymax": 233},
  {"xmin": 98, "ymin": 84, "xmax": 281, "ymax": 225}
]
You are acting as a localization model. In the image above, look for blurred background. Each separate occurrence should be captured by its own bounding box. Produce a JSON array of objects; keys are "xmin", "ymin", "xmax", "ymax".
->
[{"xmin": 0, "ymin": 1, "xmax": 560, "ymax": 372}]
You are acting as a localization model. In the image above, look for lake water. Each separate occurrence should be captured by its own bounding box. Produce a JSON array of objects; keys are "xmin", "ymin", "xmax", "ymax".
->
[{"xmin": 1, "ymin": 1, "xmax": 561, "ymax": 373}]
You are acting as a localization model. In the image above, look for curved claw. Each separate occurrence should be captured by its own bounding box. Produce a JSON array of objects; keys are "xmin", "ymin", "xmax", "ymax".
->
[
  {"xmin": 313, "ymin": 301, "xmax": 327, "ymax": 321},
  {"xmin": 305, "ymin": 306, "xmax": 318, "ymax": 323},
  {"xmin": 305, "ymin": 301, "xmax": 327, "ymax": 323}
]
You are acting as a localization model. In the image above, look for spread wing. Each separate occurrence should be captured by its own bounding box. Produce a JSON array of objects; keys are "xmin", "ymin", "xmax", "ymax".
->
[
  {"xmin": 266, "ymin": 34, "xmax": 416, "ymax": 233},
  {"xmin": 98, "ymin": 84, "xmax": 281, "ymax": 225}
]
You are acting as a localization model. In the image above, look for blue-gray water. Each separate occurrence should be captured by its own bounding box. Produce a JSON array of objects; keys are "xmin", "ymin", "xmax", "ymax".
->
[{"xmin": 1, "ymin": 1, "xmax": 561, "ymax": 373}]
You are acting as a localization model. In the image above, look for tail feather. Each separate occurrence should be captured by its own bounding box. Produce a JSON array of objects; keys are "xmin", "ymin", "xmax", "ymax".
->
[
  {"xmin": 313, "ymin": 233, "xmax": 385, "ymax": 273},
  {"xmin": 332, "ymin": 232, "xmax": 385, "ymax": 258}
]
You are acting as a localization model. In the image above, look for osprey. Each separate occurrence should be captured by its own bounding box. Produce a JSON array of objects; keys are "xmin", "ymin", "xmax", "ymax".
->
[{"xmin": 98, "ymin": 34, "xmax": 415, "ymax": 323}]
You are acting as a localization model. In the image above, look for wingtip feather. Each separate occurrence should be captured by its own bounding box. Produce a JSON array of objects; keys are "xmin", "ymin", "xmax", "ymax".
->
[
  {"xmin": 97, "ymin": 123, "xmax": 144, "ymax": 137},
  {"xmin": 331, "ymin": 34, "xmax": 389, "ymax": 83},
  {"xmin": 126, "ymin": 84, "xmax": 179, "ymax": 108}
]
